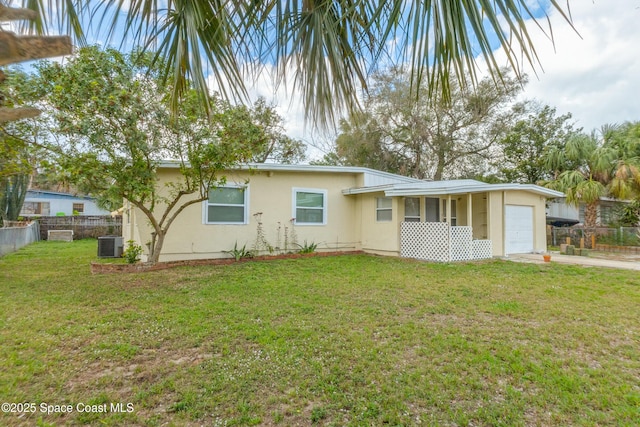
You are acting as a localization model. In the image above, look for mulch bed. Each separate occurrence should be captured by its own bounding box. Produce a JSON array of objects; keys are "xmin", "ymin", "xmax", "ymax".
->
[{"xmin": 91, "ymin": 251, "xmax": 364, "ymax": 274}]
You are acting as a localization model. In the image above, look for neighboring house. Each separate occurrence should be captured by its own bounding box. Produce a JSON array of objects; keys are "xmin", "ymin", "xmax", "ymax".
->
[
  {"xmin": 547, "ymin": 197, "xmax": 629, "ymax": 227},
  {"xmin": 124, "ymin": 163, "xmax": 563, "ymax": 263},
  {"xmin": 20, "ymin": 190, "xmax": 110, "ymax": 217}
]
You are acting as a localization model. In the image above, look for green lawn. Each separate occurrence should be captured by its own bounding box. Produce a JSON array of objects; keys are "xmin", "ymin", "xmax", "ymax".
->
[{"xmin": 1, "ymin": 240, "xmax": 638, "ymax": 426}]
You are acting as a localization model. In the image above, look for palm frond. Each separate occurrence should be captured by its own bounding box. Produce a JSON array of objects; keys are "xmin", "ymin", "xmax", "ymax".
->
[
  {"xmin": 20, "ymin": 0, "xmax": 86, "ymax": 45},
  {"xmin": 590, "ymin": 146, "xmax": 616, "ymax": 176},
  {"xmin": 558, "ymin": 169, "xmax": 585, "ymax": 190},
  {"xmin": 609, "ymin": 177, "xmax": 631, "ymax": 200},
  {"xmin": 20, "ymin": 1, "xmax": 575, "ymax": 127},
  {"xmin": 574, "ymin": 179, "xmax": 605, "ymax": 205}
]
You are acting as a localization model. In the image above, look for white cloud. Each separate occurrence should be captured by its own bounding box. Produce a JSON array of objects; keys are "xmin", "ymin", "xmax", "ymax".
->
[
  {"xmin": 208, "ymin": 61, "xmax": 346, "ymax": 161},
  {"xmin": 213, "ymin": 1, "xmax": 640, "ymax": 160},
  {"xmin": 516, "ymin": 0, "xmax": 640, "ymax": 130}
]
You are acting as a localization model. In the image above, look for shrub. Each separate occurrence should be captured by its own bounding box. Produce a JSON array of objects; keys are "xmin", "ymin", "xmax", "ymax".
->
[
  {"xmin": 123, "ymin": 240, "xmax": 143, "ymax": 264},
  {"xmin": 296, "ymin": 240, "xmax": 318, "ymax": 254},
  {"xmin": 224, "ymin": 242, "xmax": 253, "ymax": 261}
]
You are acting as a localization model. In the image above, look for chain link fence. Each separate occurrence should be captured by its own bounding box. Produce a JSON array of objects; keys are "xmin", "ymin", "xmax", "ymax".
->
[
  {"xmin": 550, "ymin": 226, "xmax": 640, "ymax": 248},
  {"xmin": 0, "ymin": 221, "xmax": 40, "ymax": 257}
]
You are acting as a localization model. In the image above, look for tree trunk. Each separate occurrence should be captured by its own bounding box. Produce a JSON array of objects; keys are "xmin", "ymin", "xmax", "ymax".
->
[
  {"xmin": 149, "ymin": 230, "xmax": 166, "ymax": 264},
  {"xmin": 0, "ymin": 174, "xmax": 29, "ymax": 221},
  {"xmin": 0, "ymin": 5, "xmax": 38, "ymax": 21},
  {"xmin": 0, "ymin": 32, "xmax": 72, "ymax": 66},
  {"xmin": 434, "ymin": 150, "xmax": 446, "ymax": 181},
  {"xmin": 0, "ymin": 107, "xmax": 41, "ymax": 122},
  {"xmin": 583, "ymin": 201, "xmax": 599, "ymax": 248}
]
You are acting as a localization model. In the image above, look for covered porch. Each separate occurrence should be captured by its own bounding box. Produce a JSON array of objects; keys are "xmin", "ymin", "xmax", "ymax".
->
[
  {"xmin": 393, "ymin": 191, "xmax": 493, "ymax": 262},
  {"xmin": 343, "ymin": 179, "xmax": 564, "ymax": 260}
]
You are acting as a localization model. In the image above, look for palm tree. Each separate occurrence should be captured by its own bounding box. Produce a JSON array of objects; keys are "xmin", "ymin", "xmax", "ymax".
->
[
  {"xmin": 543, "ymin": 125, "xmax": 640, "ymax": 245},
  {"xmin": 15, "ymin": 0, "xmax": 574, "ymax": 128}
]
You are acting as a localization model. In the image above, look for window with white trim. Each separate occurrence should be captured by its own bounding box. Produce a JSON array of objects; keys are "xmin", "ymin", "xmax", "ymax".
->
[
  {"xmin": 293, "ymin": 188, "xmax": 327, "ymax": 224},
  {"xmin": 404, "ymin": 197, "xmax": 421, "ymax": 222},
  {"xmin": 376, "ymin": 197, "xmax": 392, "ymax": 222},
  {"xmin": 205, "ymin": 185, "xmax": 248, "ymax": 224},
  {"xmin": 442, "ymin": 199, "xmax": 457, "ymax": 226}
]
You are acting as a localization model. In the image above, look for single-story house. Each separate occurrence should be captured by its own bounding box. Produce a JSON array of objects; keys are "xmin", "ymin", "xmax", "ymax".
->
[
  {"xmin": 547, "ymin": 197, "xmax": 630, "ymax": 227},
  {"xmin": 20, "ymin": 190, "xmax": 110, "ymax": 217},
  {"xmin": 124, "ymin": 163, "xmax": 563, "ymax": 263}
]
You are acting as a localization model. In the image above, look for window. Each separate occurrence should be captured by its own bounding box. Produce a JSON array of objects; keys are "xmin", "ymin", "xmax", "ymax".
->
[
  {"xmin": 442, "ymin": 199, "xmax": 457, "ymax": 225},
  {"xmin": 425, "ymin": 197, "xmax": 439, "ymax": 222},
  {"xmin": 293, "ymin": 188, "xmax": 327, "ymax": 224},
  {"xmin": 404, "ymin": 197, "xmax": 421, "ymax": 222},
  {"xmin": 21, "ymin": 202, "xmax": 50, "ymax": 216},
  {"xmin": 205, "ymin": 186, "xmax": 248, "ymax": 224},
  {"xmin": 600, "ymin": 204, "xmax": 613, "ymax": 225},
  {"xmin": 376, "ymin": 197, "xmax": 392, "ymax": 222},
  {"xmin": 72, "ymin": 203, "xmax": 84, "ymax": 214}
]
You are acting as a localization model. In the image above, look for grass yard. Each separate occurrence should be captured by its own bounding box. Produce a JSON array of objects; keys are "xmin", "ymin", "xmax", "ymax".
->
[{"xmin": 0, "ymin": 240, "xmax": 639, "ymax": 426}]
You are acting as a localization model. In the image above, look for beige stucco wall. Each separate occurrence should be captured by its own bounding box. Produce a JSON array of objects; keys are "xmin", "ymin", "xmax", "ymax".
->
[
  {"xmin": 125, "ymin": 168, "xmax": 551, "ymax": 261},
  {"xmin": 504, "ymin": 190, "xmax": 548, "ymax": 254},
  {"xmin": 129, "ymin": 168, "xmax": 362, "ymax": 262},
  {"xmin": 487, "ymin": 190, "xmax": 548, "ymax": 256},
  {"xmin": 357, "ymin": 193, "xmax": 401, "ymax": 256}
]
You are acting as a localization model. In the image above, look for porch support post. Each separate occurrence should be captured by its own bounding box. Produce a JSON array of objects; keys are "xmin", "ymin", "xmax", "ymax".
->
[
  {"xmin": 446, "ymin": 195, "xmax": 451, "ymax": 226},
  {"xmin": 467, "ymin": 193, "xmax": 473, "ymax": 227}
]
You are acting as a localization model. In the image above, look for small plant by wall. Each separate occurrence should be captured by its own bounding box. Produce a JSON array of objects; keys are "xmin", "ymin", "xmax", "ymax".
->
[
  {"xmin": 296, "ymin": 240, "xmax": 318, "ymax": 254},
  {"xmin": 252, "ymin": 212, "xmax": 274, "ymax": 255},
  {"xmin": 123, "ymin": 240, "xmax": 143, "ymax": 264},
  {"xmin": 275, "ymin": 218, "xmax": 299, "ymax": 254},
  {"xmin": 224, "ymin": 242, "xmax": 254, "ymax": 261},
  {"xmin": 288, "ymin": 218, "xmax": 298, "ymax": 249}
]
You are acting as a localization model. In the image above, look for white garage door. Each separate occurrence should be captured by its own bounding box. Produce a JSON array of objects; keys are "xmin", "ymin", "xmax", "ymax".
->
[{"xmin": 504, "ymin": 205, "xmax": 534, "ymax": 254}]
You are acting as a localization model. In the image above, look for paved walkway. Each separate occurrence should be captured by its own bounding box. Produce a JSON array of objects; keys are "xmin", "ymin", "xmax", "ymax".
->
[{"xmin": 507, "ymin": 253, "xmax": 640, "ymax": 271}]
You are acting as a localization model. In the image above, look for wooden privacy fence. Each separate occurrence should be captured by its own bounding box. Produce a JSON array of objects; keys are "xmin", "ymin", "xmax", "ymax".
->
[{"xmin": 37, "ymin": 215, "xmax": 122, "ymax": 240}]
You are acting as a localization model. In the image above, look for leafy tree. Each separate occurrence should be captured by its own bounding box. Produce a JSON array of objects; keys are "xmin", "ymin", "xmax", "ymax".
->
[
  {"xmin": 496, "ymin": 103, "xmax": 578, "ymax": 184},
  {"xmin": 0, "ymin": 135, "xmax": 30, "ymax": 224},
  {"xmin": 543, "ymin": 125, "xmax": 640, "ymax": 242},
  {"xmin": 0, "ymin": 68, "xmax": 52, "ymax": 223},
  {"xmin": 34, "ymin": 46, "xmax": 269, "ymax": 263},
  {"xmin": 247, "ymin": 98, "xmax": 306, "ymax": 164},
  {"xmin": 614, "ymin": 200, "xmax": 640, "ymax": 227},
  {"xmin": 315, "ymin": 110, "xmax": 406, "ymax": 173},
  {"xmin": 16, "ymin": 1, "xmax": 573, "ymax": 127},
  {"xmin": 325, "ymin": 67, "xmax": 523, "ymax": 180}
]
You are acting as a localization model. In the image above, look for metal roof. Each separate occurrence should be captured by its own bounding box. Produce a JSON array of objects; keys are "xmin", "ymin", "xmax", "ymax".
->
[
  {"xmin": 25, "ymin": 190, "xmax": 96, "ymax": 201},
  {"xmin": 157, "ymin": 161, "xmax": 422, "ymax": 185},
  {"xmin": 342, "ymin": 179, "xmax": 564, "ymax": 198},
  {"xmin": 156, "ymin": 162, "xmax": 563, "ymax": 198}
]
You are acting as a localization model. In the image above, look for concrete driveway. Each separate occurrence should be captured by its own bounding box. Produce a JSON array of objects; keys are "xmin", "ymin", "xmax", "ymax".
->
[{"xmin": 507, "ymin": 253, "xmax": 640, "ymax": 271}]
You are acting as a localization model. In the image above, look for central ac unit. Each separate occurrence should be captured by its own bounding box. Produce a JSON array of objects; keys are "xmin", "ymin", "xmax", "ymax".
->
[{"xmin": 98, "ymin": 236, "xmax": 124, "ymax": 258}]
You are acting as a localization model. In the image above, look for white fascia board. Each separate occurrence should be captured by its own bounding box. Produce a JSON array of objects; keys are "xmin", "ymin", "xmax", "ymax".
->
[
  {"xmin": 342, "ymin": 185, "xmax": 396, "ymax": 195},
  {"xmin": 157, "ymin": 161, "xmax": 421, "ymax": 184},
  {"xmin": 385, "ymin": 183, "xmax": 564, "ymax": 198}
]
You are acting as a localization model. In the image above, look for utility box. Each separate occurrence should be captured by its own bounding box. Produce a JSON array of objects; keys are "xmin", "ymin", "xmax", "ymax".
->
[
  {"xmin": 48, "ymin": 230, "xmax": 73, "ymax": 242},
  {"xmin": 97, "ymin": 236, "xmax": 123, "ymax": 258}
]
